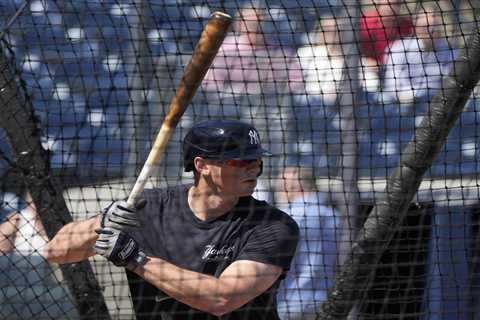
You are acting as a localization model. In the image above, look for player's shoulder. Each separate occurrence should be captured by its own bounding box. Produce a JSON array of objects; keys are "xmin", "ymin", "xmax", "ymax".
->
[
  {"xmin": 245, "ymin": 197, "xmax": 299, "ymax": 233},
  {"xmin": 141, "ymin": 184, "xmax": 190, "ymax": 204}
]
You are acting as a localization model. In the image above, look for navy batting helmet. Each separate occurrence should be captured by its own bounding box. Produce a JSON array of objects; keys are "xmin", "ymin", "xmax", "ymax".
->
[{"xmin": 183, "ymin": 119, "xmax": 272, "ymax": 172}]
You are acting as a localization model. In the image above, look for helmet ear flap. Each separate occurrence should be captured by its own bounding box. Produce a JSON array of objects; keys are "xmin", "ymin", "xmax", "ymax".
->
[
  {"xmin": 183, "ymin": 143, "xmax": 195, "ymax": 172},
  {"xmin": 257, "ymin": 160, "xmax": 263, "ymax": 177}
]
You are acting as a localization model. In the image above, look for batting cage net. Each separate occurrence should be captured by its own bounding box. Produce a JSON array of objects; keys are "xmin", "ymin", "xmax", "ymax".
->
[{"xmin": 1, "ymin": 0, "xmax": 480, "ymax": 319}]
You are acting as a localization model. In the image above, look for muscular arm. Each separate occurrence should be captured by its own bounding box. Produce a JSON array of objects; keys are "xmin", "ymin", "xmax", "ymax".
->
[
  {"xmin": 43, "ymin": 215, "xmax": 101, "ymax": 263},
  {"xmin": 133, "ymin": 258, "xmax": 282, "ymax": 317}
]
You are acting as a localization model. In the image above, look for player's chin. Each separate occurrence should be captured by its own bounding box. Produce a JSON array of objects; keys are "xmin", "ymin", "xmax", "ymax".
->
[{"xmin": 238, "ymin": 178, "xmax": 257, "ymax": 196}]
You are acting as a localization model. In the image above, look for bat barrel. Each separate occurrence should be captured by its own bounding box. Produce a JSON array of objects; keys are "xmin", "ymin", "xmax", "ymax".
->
[{"xmin": 164, "ymin": 11, "xmax": 232, "ymax": 128}]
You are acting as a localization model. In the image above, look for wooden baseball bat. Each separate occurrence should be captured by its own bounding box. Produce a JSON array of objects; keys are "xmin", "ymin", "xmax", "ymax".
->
[{"xmin": 126, "ymin": 11, "xmax": 232, "ymax": 207}]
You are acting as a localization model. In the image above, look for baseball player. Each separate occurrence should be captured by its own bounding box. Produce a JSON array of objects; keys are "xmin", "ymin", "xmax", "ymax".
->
[{"xmin": 44, "ymin": 119, "xmax": 299, "ymax": 319}]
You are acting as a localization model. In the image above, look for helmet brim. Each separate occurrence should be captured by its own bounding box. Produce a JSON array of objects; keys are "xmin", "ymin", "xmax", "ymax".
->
[{"xmin": 225, "ymin": 146, "xmax": 273, "ymax": 160}]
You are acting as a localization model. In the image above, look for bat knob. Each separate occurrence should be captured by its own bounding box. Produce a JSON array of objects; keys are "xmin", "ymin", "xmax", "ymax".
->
[{"xmin": 210, "ymin": 11, "xmax": 232, "ymax": 21}]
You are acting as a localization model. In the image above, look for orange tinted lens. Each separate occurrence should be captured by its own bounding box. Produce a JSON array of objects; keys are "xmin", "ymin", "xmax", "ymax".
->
[{"xmin": 225, "ymin": 159, "xmax": 258, "ymax": 168}]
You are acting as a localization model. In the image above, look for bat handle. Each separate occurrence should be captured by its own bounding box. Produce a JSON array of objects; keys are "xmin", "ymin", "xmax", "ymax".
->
[
  {"xmin": 126, "ymin": 164, "xmax": 151, "ymax": 208},
  {"xmin": 126, "ymin": 125, "xmax": 174, "ymax": 207}
]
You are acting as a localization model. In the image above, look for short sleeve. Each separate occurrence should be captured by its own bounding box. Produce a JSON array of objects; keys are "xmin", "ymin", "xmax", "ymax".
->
[{"xmin": 237, "ymin": 217, "xmax": 299, "ymax": 271}]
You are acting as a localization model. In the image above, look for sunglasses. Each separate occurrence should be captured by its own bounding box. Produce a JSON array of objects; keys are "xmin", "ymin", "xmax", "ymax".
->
[{"xmin": 223, "ymin": 159, "xmax": 260, "ymax": 168}]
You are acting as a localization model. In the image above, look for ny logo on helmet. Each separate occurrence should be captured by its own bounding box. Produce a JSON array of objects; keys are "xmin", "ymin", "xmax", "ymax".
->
[{"xmin": 248, "ymin": 129, "xmax": 260, "ymax": 145}]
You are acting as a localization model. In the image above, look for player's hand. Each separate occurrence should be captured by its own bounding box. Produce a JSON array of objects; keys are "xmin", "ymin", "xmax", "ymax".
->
[
  {"xmin": 100, "ymin": 199, "xmax": 147, "ymax": 230},
  {"xmin": 94, "ymin": 227, "xmax": 147, "ymax": 268}
]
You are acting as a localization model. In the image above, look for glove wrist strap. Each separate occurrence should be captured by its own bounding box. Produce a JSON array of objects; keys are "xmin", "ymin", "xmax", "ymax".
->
[{"xmin": 127, "ymin": 250, "xmax": 148, "ymax": 271}]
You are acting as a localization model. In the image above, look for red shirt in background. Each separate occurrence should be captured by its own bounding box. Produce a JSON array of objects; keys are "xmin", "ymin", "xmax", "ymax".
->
[{"xmin": 360, "ymin": 10, "xmax": 413, "ymax": 64}]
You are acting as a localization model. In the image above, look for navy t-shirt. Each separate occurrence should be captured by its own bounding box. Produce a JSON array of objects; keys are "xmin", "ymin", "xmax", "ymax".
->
[{"xmin": 128, "ymin": 184, "xmax": 299, "ymax": 320}]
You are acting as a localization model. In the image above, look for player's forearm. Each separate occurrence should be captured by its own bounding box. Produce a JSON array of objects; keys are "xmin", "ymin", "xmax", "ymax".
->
[
  {"xmin": 43, "ymin": 215, "xmax": 100, "ymax": 263},
  {"xmin": 133, "ymin": 257, "xmax": 246, "ymax": 316}
]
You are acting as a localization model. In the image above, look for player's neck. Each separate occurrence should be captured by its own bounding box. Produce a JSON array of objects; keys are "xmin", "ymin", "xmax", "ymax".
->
[{"xmin": 188, "ymin": 185, "xmax": 239, "ymax": 221}]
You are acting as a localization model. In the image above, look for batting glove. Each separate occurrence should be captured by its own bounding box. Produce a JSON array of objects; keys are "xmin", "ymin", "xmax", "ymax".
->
[
  {"xmin": 94, "ymin": 227, "xmax": 147, "ymax": 269},
  {"xmin": 100, "ymin": 199, "xmax": 147, "ymax": 230}
]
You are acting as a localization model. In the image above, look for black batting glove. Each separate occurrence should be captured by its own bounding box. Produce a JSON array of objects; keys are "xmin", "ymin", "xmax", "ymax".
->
[
  {"xmin": 94, "ymin": 227, "xmax": 147, "ymax": 269},
  {"xmin": 100, "ymin": 199, "xmax": 147, "ymax": 230}
]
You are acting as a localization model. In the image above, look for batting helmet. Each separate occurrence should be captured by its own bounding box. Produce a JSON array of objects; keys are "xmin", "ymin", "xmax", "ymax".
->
[{"xmin": 183, "ymin": 119, "xmax": 272, "ymax": 172}]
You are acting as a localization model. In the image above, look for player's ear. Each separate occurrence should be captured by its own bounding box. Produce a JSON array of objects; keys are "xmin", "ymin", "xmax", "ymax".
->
[{"xmin": 194, "ymin": 157, "xmax": 209, "ymax": 175}]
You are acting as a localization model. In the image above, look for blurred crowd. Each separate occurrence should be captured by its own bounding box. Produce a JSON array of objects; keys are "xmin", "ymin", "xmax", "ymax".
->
[{"xmin": 201, "ymin": 0, "xmax": 458, "ymax": 174}]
